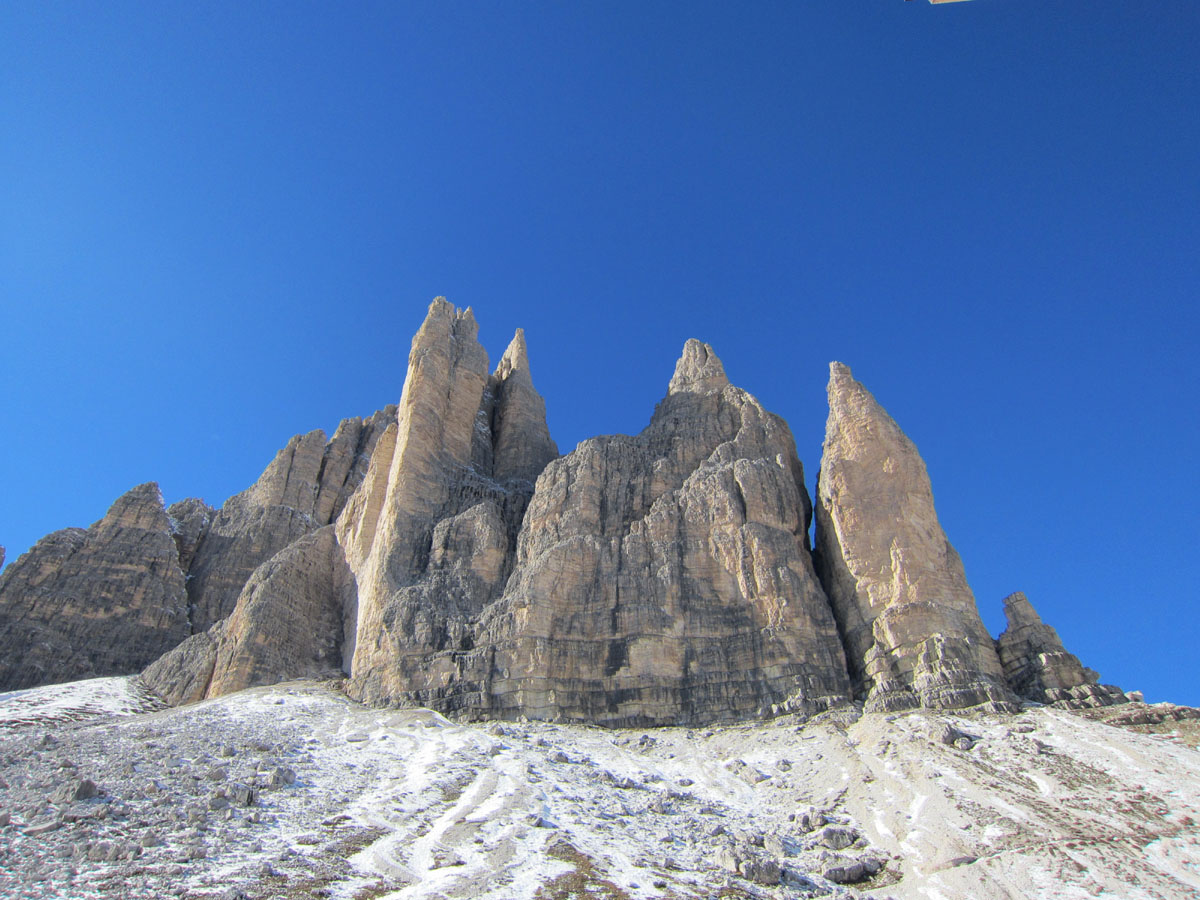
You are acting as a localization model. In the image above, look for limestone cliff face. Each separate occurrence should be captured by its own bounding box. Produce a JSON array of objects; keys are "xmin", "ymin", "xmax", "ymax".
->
[
  {"xmin": 995, "ymin": 592, "xmax": 1126, "ymax": 708},
  {"xmin": 0, "ymin": 484, "xmax": 190, "ymax": 691},
  {"xmin": 466, "ymin": 341, "xmax": 851, "ymax": 725},
  {"xmin": 340, "ymin": 300, "xmax": 557, "ymax": 707},
  {"xmin": 814, "ymin": 363, "xmax": 1015, "ymax": 713},
  {"xmin": 184, "ymin": 407, "xmax": 396, "ymax": 631},
  {"xmin": 5, "ymin": 300, "xmax": 1131, "ymax": 725}
]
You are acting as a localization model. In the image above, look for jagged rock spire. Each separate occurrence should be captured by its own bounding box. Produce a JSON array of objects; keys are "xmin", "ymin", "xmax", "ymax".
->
[
  {"xmin": 996, "ymin": 591, "xmax": 1126, "ymax": 708},
  {"xmin": 339, "ymin": 299, "xmax": 557, "ymax": 706},
  {"xmin": 490, "ymin": 328, "xmax": 559, "ymax": 484},
  {"xmin": 814, "ymin": 362, "xmax": 1015, "ymax": 712},
  {"xmin": 668, "ymin": 339, "xmax": 730, "ymax": 396}
]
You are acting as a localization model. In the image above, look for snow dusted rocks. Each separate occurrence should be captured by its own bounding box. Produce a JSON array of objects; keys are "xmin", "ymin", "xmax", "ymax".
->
[
  {"xmin": 814, "ymin": 363, "xmax": 1016, "ymax": 713},
  {"xmin": 0, "ymin": 484, "xmax": 190, "ymax": 691},
  {"xmin": 1, "ymin": 677, "xmax": 1196, "ymax": 900},
  {"xmin": 996, "ymin": 591, "xmax": 1127, "ymax": 708}
]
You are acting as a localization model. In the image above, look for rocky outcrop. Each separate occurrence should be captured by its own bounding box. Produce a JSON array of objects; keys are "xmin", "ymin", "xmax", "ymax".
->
[
  {"xmin": 472, "ymin": 340, "xmax": 852, "ymax": 725},
  {"xmin": 139, "ymin": 631, "xmax": 218, "ymax": 706},
  {"xmin": 995, "ymin": 592, "xmax": 1126, "ymax": 708},
  {"xmin": 166, "ymin": 498, "xmax": 214, "ymax": 574},
  {"xmin": 814, "ymin": 363, "xmax": 1015, "ymax": 713},
  {"xmin": 342, "ymin": 300, "xmax": 556, "ymax": 707},
  {"xmin": 5, "ymin": 299, "xmax": 1131, "ymax": 727},
  {"xmin": 0, "ymin": 483, "xmax": 190, "ymax": 691},
  {"xmin": 184, "ymin": 407, "xmax": 396, "ymax": 631},
  {"xmin": 205, "ymin": 527, "xmax": 353, "ymax": 697}
]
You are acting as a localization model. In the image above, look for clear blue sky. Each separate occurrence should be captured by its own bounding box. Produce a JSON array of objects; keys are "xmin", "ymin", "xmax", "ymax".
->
[{"xmin": 2, "ymin": 2, "xmax": 1197, "ymax": 704}]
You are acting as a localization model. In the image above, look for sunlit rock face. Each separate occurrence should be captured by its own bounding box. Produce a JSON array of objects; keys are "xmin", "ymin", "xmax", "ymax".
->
[
  {"xmin": 995, "ymin": 591, "xmax": 1126, "ymax": 708},
  {"xmin": 335, "ymin": 300, "xmax": 559, "ymax": 710},
  {"xmin": 5, "ymin": 297, "xmax": 1129, "ymax": 725},
  {"xmin": 813, "ymin": 363, "xmax": 1016, "ymax": 713},
  {"xmin": 0, "ymin": 483, "xmax": 190, "ymax": 691},
  {"xmin": 473, "ymin": 339, "xmax": 852, "ymax": 725}
]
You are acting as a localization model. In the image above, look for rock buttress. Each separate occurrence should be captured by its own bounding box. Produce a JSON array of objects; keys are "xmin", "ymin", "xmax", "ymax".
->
[
  {"xmin": 995, "ymin": 591, "xmax": 1126, "ymax": 708},
  {"xmin": 0, "ymin": 483, "xmax": 190, "ymax": 690},
  {"xmin": 471, "ymin": 339, "xmax": 851, "ymax": 725}
]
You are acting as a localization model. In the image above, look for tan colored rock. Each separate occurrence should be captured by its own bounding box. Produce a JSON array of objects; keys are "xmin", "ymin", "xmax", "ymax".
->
[
  {"xmin": 471, "ymin": 340, "xmax": 850, "ymax": 725},
  {"xmin": 344, "ymin": 299, "xmax": 551, "ymax": 706},
  {"xmin": 0, "ymin": 483, "xmax": 190, "ymax": 690},
  {"xmin": 814, "ymin": 363, "xmax": 1014, "ymax": 712},
  {"xmin": 995, "ymin": 591, "xmax": 1125, "ymax": 708},
  {"xmin": 489, "ymin": 329, "xmax": 559, "ymax": 485},
  {"xmin": 185, "ymin": 407, "xmax": 396, "ymax": 631}
]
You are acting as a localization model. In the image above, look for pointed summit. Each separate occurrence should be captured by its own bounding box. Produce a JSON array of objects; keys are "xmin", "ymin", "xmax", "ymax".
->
[
  {"xmin": 491, "ymin": 328, "xmax": 558, "ymax": 484},
  {"xmin": 495, "ymin": 328, "xmax": 532, "ymax": 385},
  {"xmin": 668, "ymin": 339, "xmax": 729, "ymax": 396},
  {"xmin": 96, "ymin": 482, "xmax": 170, "ymax": 533},
  {"xmin": 814, "ymin": 363, "xmax": 1015, "ymax": 712},
  {"xmin": 995, "ymin": 592, "xmax": 1127, "ymax": 708}
]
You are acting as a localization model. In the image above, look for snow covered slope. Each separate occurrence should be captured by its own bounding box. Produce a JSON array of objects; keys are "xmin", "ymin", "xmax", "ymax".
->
[{"xmin": 1, "ymin": 678, "xmax": 1198, "ymax": 899}]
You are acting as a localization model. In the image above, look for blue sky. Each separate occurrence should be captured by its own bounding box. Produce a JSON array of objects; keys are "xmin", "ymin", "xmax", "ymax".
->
[{"xmin": 2, "ymin": 2, "xmax": 1197, "ymax": 704}]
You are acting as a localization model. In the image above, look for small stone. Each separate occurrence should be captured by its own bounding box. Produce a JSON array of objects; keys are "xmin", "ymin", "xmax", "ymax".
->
[
  {"xmin": 817, "ymin": 825, "xmax": 858, "ymax": 851},
  {"xmin": 825, "ymin": 861, "xmax": 866, "ymax": 884}
]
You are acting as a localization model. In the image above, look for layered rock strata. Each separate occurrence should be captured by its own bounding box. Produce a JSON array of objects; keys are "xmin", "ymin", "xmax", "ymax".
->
[
  {"xmin": 473, "ymin": 340, "xmax": 851, "ymax": 724},
  {"xmin": 3, "ymin": 298, "xmax": 1127, "ymax": 727},
  {"xmin": 0, "ymin": 484, "xmax": 190, "ymax": 691},
  {"xmin": 814, "ymin": 363, "xmax": 1016, "ymax": 713},
  {"xmin": 995, "ymin": 591, "xmax": 1126, "ymax": 708}
]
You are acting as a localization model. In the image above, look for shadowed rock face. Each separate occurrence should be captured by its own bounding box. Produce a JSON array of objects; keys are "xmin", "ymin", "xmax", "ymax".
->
[
  {"xmin": 184, "ymin": 406, "xmax": 396, "ymax": 631},
  {"xmin": 0, "ymin": 483, "xmax": 190, "ymax": 691},
  {"xmin": 814, "ymin": 363, "xmax": 1016, "ymax": 713},
  {"xmin": 995, "ymin": 592, "xmax": 1126, "ymax": 708}
]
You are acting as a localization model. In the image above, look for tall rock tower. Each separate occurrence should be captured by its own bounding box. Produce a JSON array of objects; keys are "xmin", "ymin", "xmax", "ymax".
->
[{"xmin": 814, "ymin": 363, "xmax": 1015, "ymax": 712}]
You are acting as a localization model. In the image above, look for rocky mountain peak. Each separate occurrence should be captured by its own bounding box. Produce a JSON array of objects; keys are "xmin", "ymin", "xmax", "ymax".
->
[
  {"xmin": 494, "ymin": 328, "xmax": 531, "ymax": 385},
  {"xmin": 668, "ymin": 338, "xmax": 730, "ymax": 396},
  {"xmin": 996, "ymin": 591, "xmax": 1126, "ymax": 708},
  {"xmin": 2, "ymin": 299, "xmax": 1129, "ymax": 726},
  {"xmin": 96, "ymin": 482, "xmax": 171, "ymax": 534}
]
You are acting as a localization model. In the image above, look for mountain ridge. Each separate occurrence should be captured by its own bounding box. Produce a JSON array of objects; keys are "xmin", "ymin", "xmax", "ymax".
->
[{"xmin": 0, "ymin": 299, "xmax": 1131, "ymax": 725}]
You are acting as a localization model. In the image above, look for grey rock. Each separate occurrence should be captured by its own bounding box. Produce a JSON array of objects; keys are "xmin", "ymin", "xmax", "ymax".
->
[{"xmin": 995, "ymin": 591, "xmax": 1127, "ymax": 708}]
